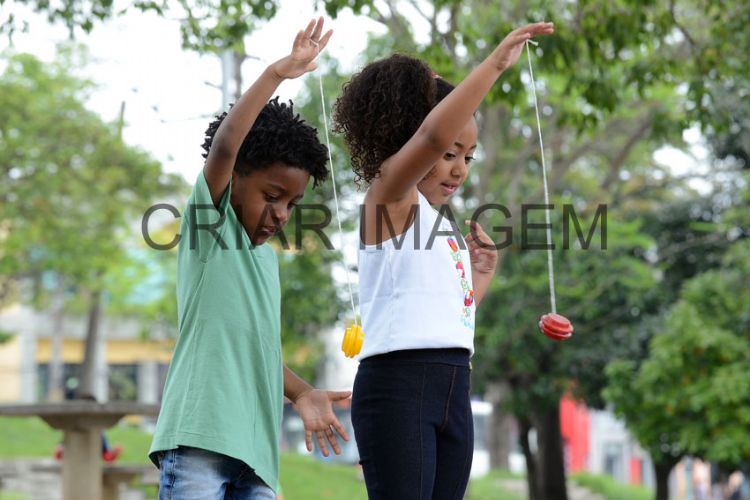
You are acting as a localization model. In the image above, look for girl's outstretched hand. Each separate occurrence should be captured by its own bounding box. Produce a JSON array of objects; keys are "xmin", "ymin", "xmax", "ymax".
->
[
  {"xmin": 491, "ymin": 22, "xmax": 554, "ymax": 72},
  {"xmin": 272, "ymin": 16, "xmax": 333, "ymax": 80}
]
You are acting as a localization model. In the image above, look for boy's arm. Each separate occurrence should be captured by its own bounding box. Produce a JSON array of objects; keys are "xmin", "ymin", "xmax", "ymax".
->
[
  {"xmin": 203, "ymin": 17, "xmax": 333, "ymax": 206},
  {"xmin": 370, "ymin": 22, "xmax": 554, "ymax": 204},
  {"xmin": 282, "ymin": 364, "xmax": 314, "ymax": 403},
  {"xmin": 283, "ymin": 365, "xmax": 351, "ymax": 457}
]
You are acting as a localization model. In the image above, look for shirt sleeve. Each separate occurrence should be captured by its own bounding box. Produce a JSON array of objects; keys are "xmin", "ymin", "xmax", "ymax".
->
[{"xmin": 182, "ymin": 170, "xmax": 233, "ymax": 262}]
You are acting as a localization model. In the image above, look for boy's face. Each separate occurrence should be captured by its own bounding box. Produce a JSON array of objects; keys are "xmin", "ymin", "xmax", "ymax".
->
[
  {"xmin": 417, "ymin": 118, "xmax": 478, "ymax": 205},
  {"xmin": 231, "ymin": 162, "xmax": 310, "ymax": 246}
]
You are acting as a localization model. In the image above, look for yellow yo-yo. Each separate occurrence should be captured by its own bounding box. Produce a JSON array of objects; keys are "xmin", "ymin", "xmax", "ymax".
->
[{"xmin": 341, "ymin": 324, "xmax": 364, "ymax": 358}]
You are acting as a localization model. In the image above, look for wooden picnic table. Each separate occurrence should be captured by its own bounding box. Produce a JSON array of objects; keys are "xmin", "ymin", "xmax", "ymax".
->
[{"xmin": 0, "ymin": 401, "xmax": 159, "ymax": 500}]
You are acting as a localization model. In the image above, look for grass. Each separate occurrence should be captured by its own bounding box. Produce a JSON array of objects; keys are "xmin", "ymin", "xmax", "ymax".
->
[
  {"xmin": 0, "ymin": 493, "xmax": 26, "ymax": 500},
  {"xmin": 0, "ymin": 416, "xmax": 522, "ymax": 499},
  {"xmin": 279, "ymin": 454, "xmax": 367, "ymax": 499},
  {"xmin": 466, "ymin": 469, "xmax": 526, "ymax": 500},
  {"xmin": 0, "ymin": 417, "xmax": 152, "ymax": 464},
  {"xmin": 571, "ymin": 471, "xmax": 653, "ymax": 500},
  {"xmin": 0, "ymin": 417, "xmax": 61, "ymax": 458}
]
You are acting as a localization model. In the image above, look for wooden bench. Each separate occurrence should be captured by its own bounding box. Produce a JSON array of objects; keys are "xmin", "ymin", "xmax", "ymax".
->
[{"xmin": 32, "ymin": 463, "xmax": 159, "ymax": 500}]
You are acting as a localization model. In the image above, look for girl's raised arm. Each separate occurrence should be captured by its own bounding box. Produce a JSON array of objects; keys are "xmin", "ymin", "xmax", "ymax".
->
[{"xmin": 370, "ymin": 22, "xmax": 553, "ymax": 204}]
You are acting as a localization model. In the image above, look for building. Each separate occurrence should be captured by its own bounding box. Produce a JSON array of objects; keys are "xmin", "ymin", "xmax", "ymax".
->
[{"xmin": 0, "ymin": 303, "xmax": 172, "ymax": 404}]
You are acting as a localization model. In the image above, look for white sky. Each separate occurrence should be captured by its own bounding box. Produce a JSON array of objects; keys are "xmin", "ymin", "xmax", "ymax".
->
[{"xmin": 0, "ymin": 1, "xmax": 385, "ymax": 181}]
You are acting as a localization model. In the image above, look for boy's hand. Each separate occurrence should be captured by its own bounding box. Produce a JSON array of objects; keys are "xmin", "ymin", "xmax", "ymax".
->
[
  {"xmin": 272, "ymin": 17, "xmax": 333, "ymax": 80},
  {"xmin": 465, "ymin": 220, "xmax": 498, "ymax": 275},
  {"xmin": 490, "ymin": 22, "xmax": 554, "ymax": 72},
  {"xmin": 293, "ymin": 389, "xmax": 351, "ymax": 457}
]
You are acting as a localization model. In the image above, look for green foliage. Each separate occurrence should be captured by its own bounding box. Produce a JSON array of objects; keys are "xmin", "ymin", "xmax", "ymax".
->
[
  {"xmin": 174, "ymin": 0, "xmax": 278, "ymax": 54},
  {"xmin": 1, "ymin": 0, "xmax": 122, "ymax": 36},
  {"xmin": 605, "ymin": 240, "xmax": 750, "ymax": 466},
  {"xmin": 0, "ymin": 47, "xmax": 185, "ymax": 327},
  {"xmin": 278, "ymin": 248, "xmax": 342, "ymax": 381},
  {"xmin": 474, "ymin": 214, "xmax": 658, "ymax": 414},
  {"xmin": 604, "ymin": 355, "xmax": 686, "ymax": 464},
  {"xmin": 1, "ymin": 0, "xmax": 278, "ymax": 48},
  {"xmin": 319, "ymin": 0, "xmax": 375, "ymax": 18},
  {"xmin": 0, "ymin": 329, "xmax": 13, "ymax": 344}
]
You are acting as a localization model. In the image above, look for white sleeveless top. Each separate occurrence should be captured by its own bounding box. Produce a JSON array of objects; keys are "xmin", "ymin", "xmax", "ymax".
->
[{"xmin": 357, "ymin": 191, "xmax": 476, "ymax": 359}]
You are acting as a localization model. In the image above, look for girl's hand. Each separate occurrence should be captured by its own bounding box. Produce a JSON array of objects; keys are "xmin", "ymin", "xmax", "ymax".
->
[
  {"xmin": 490, "ymin": 22, "xmax": 554, "ymax": 72},
  {"xmin": 271, "ymin": 17, "xmax": 333, "ymax": 80},
  {"xmin": 465, "ymin": 220, "xmax": 498, "ymax": 275},
  {"xmin": 294, "ymin": 389, "xmax": 351, "ymax": 457}
]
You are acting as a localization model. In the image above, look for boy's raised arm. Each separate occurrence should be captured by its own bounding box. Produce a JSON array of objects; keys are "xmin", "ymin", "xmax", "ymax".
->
[{"xmin": 203, "ymin": 17, "xmax": 333, "ymax": 206}]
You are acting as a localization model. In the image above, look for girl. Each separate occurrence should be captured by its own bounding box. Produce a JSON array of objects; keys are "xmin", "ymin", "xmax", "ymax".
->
[{"xmin": 332, "ymin": 22, "xmax": 554, "ymax": 499}]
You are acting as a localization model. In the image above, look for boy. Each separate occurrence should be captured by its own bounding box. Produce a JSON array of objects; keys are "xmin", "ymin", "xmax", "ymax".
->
[{"xmin": 149, "ymin": 18, "xmax": 349, "ymax": 499}]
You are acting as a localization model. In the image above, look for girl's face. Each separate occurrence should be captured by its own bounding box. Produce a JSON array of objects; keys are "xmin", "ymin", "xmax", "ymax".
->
[{"xmin": 417, "ymin": 118, "xmax": 478, "ymax": 205}]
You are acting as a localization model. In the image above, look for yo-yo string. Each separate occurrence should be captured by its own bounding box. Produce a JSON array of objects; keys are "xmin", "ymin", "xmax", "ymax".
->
[
  {"xmin": 525, "ymin": 39, "xmax": 557, "ymax": 315},
  {"xmin": 316, "ymin": 69, "xmax": 360, "ymax": 326}
]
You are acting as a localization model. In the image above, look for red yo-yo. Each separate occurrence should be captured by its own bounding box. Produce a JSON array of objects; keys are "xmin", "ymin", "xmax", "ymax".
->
[{"xmin": 539, "ymin": 313, "xmax": 573, "ymax": 341}]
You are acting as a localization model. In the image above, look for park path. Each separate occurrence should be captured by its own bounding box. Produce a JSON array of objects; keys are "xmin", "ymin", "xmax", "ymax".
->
[
  {"xmin": 496, "ymin": 477, "xmax": 605, "ymax": 500},
  {"xmin": 0, "ymin": 459, "xmax": 145, "ymax": 500},
  {"xmin": 2, "ymin": 459, "xmax": 605, "ymax": 500}
]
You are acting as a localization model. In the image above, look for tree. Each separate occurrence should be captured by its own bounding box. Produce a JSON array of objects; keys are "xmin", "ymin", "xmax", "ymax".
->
[
  {"xmin": 605, "ymin": 240, "xmax": 750, "ymax": 500},
  {"xmin": 0, "ymin": 47, "xmax": 183, "ymax": 398}
]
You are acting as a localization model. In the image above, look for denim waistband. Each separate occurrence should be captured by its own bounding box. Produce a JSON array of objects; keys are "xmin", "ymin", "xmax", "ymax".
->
[{"xmin": 360, "ymin": 348, "xmax": 471, "ymax": 367}]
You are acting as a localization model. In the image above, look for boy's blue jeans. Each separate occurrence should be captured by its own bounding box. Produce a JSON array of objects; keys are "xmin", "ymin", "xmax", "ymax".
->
[{"xmin": 157, "ymin": 446, "xmax": 275, "ymax": 500}]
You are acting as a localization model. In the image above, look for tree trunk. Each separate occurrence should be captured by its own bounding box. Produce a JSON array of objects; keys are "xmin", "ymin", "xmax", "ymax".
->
[
  {"xmin": 534, "ymin": 404, "xmax": 569, "ymax": 500},
  {"xmin": 486, "ymin": 381, "xmax": 513, "ymax": 469},
  {"xmin": 519, "ymin": 416, "xmax": 539, "ymax": 500},
  {"xmin": 233, "ymin": 50, "xmax": 245, "ymax": 101},
  {"xmin": 76, "ymin": 287, "xmax": 102, "ymax": 399},
  {"xmin": 47, "ymin": 283, "xmax": 66, "ymax": 401},
  {"xmin": 654, "ymin": 459, "xmax": 675, "ymax": 500}
]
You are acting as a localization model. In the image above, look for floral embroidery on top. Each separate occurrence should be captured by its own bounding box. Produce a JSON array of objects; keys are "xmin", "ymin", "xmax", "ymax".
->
[{"xmin": 447, "ymin": 236, "xmax": 474, "ymax": 329}]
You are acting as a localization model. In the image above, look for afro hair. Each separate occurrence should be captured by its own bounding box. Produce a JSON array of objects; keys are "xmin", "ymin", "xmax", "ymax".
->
[
  {"xmin": 201, "ymin": 96, "xmax": 329, "ymax": 188},
  {"xmin": 332, "ymin": 54, "xmax": 455, "ymax": 186}
]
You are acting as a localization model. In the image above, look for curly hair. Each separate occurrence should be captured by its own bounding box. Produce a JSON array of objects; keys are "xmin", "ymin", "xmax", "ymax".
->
[
  {"xmin": 201, "ymin": 97, "xmax": 329, "ymax": 187},
  {"xmin": 332, "ymin": 54, "xmax": 456, "ymax": 185}
]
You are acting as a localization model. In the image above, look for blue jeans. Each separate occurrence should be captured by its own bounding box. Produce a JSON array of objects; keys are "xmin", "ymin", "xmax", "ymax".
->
[
  {"xmin": 351, "ymin": 348, "xmax": 474, "ymax": 500},
  {"xmin": 157, "ymin": 446, "xmax": 275, "ymax": 500}
]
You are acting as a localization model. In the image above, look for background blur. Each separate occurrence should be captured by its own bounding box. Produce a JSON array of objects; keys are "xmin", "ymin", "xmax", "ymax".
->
[{"xmin": 0, "ymin": 1, "xmax": 748, "ymax": 499}]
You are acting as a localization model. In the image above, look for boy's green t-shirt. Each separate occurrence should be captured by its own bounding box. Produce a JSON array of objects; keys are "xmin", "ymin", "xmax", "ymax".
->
[{"xmin": 149, "ymin": 171, "xmax": 283, "ymax": 491}]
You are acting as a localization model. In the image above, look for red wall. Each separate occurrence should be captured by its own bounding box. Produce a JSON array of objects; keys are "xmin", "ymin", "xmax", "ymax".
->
[{"xmin": 560, "ymin": 395, "xmax": 590, "ymax": 472}]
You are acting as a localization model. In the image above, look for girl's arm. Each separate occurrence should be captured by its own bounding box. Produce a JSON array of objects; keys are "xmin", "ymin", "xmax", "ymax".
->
[
  {"xmin": 466, "ymin": 220, "xmax": 498, "ymax": 306},
  {"xmin": 203, "ymin": 17, "xmax": 333, "ymax": 206},
  {"xmin": 370, "ymin": 22, "xmax": 553, "ymax": 204}
]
